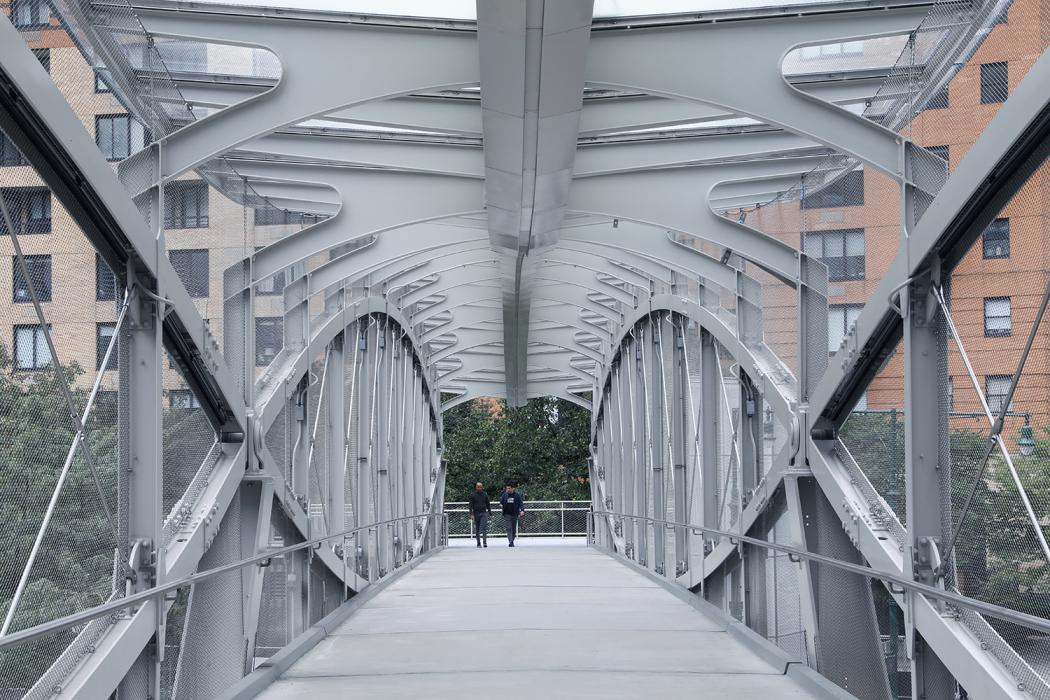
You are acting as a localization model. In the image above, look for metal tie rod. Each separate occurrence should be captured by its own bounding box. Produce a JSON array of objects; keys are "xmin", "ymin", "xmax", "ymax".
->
[
  {"xmin": 0, "ymin": 512, "xmax": 444, "ymax": 651},
  {"xmin": 596, "ymin": 510, "xmax": 1050, "ymax": 636}
]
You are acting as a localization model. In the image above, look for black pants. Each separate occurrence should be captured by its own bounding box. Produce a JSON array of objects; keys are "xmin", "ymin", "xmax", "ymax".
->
[
  {"xmin": 504, "ymin": 514, "xmax": 518, "ymax": 544},
  {"xmin": 473, "ymin": 512, "xmax": 488, "ymax": 544}
]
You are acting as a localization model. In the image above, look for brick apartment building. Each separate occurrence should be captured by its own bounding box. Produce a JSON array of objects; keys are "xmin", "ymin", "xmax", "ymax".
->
[
  {"xmin": 0, "ymin": 2, "xmax": 309, "ymax": 407},
  {"xmin": 748, "ymin": 0, "xmax": 1049, "ymax": 441}
]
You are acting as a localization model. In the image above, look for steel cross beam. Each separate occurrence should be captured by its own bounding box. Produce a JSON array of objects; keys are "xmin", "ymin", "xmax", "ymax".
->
[
  {"xmin": 585, "ymin": 6, "xmax": 931, "ymax": 180},
  {"xmin": 227, "ymin": 161, "xmax": 484, "ymax": 282},
  {"xmin": 570, "ymin": 158, "xmax": 821, "ymax": 285},
  {"xmin": 118, "ymin": 7, "xmax": 479, "ymax": 190}
]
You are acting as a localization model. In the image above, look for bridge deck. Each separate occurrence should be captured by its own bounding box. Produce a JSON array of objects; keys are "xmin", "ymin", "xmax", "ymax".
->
[{"xmin": 257, "ymin": 545, "xmax": 822, "ymax": 699}]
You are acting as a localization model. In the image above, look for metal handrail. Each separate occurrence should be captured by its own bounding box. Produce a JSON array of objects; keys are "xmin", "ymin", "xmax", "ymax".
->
[
  {"xmin": 0, "ymin": 511, "xmax": 446, "ymax": 651},
  {"xmin": 593, "ymin": 510, "xmax": 1050, "ymax": 636}
]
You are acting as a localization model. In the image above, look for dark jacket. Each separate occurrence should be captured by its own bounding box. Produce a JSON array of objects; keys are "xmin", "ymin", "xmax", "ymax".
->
[
  {"xmin": 500, "ymin": 491, "xmax": 525, "ymax": 516},
  {"xmin": 468, "ymin": 490, "xmax": 491, "ymax": 515}
]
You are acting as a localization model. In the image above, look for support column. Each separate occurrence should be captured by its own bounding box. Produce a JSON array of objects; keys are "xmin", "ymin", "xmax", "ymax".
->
[
  {"xmin": 670, "ymin": 318, "xmax": 690, "ymax": 577},
  {"xmin": 700, "ymin": 330, "xmax": 720, "ymax": 544},
  {"xmin": 118, "ymin": 269, "xmax": 165, "ymax": 699},
  {"xmin": 904, "ymin": 271, "xmax": 956, "ymax": 699},
  {"xmin": 739, "ymin": 372, "xmax": 762, "ymax": 510},
  {"xmin": 356, "ymin": 320, "xmax": 375, "ymax": 580},
  {"xmin": 375, "ymin": 322, "xmax": 392, "ymax": 577},
  {"xmin": 649, "ymin": 318, "xmax": 667, "ymax": 574},
  {"xmin": 630, "ymin": 330, "xmax": 649, "ymax": 567},
  {"xmin": 326, "ymin": 333, "xmax": 346, "ymax": 535}
]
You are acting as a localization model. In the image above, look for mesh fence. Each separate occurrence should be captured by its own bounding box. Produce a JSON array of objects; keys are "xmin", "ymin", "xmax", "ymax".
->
[
  {"xmin": 935, "ymin": 166, "xmax": 1050, "ymax": 694},
  {"xmin": 0, "ymin": 133, "xmax": 128, "ymax": 696},
  {"xmin": 446, "ymin": 501, "xmax": 591, "ymax": 539}
]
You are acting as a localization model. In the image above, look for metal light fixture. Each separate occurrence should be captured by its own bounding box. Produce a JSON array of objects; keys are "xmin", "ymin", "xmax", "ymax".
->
[{"xmin": 1019, "ymin": 416, "xmax": 1036, "ymax": 457}]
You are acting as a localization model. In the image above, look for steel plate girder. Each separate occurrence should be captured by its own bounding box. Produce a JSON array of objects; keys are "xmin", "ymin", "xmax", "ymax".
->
[
  {"xmin": 531, "ymin": 266, "xmax": 636, "ymax": 306},
  {"xmin": 539, "ymin": 247, "xmax": 661, "ymax": 290},
  {"xmin": 570, "ymin": 160, "xmax": 816, "ymax": 285},
  {"xmin": 178, "ymin": 82, "xmax": 485, "ymax": 135},
  {"xmin": 399, "ymin": 263, "xmax": 501, "ymax": 307},
  {"xmin": 439, "ymin": 348, "xmax": 594, "ymax": 385},
  {"xmin": 385, "ymin": 249, "xmax": 500, "ymax": 293},
  {"xmin": 229, "ymin": 162, "xmax": 484, "ymax": 281},
  {"xmin": 443, "ymin": 385, "xmax": 591, "ymax": 411},
  {"xmin": 585, "ymin": 7, "xmax": 929, "ymax": 179},
  {"xmin": 428, "ymin": 323, "xmax": 602, "ymax": 366},
  {"xmin": 577, "ymin": 77, "xmax": 887, "ymax": 135},
  {"xmin": 574, "ymin": 130, "xmax": 819, "ymax": 176},
  {"xmin": 301, "ymin": 225, "xmax": 489, "ymax": 299},
  {"xmin": 421, "ymin": 306, "xmax": 502, "ymax": 343},
  {"xmin": 122, "ymin": 8, "xmax": 479, "ymax": 186},
  {"xmin": 179, "ymin": 74, "xmax": 878, "ymax": 139},
  {"xmin": 238, "ymin": 132, "xmax": 484, "ymax": 177}
]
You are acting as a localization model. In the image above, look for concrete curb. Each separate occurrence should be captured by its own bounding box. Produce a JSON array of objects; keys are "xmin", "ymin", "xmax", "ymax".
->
[
  {"xmin": 593, "ymin": 545, "xmax": 857, "ymax": 700},
  {"xmin": 216, "ymin": 546, "xmax": 442, "ymax": 700}
]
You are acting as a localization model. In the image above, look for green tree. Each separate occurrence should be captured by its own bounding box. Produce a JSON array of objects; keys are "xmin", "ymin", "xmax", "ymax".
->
[{"xmin": 443, "ymin": 396, "xmax": 591, "ymax": 503}]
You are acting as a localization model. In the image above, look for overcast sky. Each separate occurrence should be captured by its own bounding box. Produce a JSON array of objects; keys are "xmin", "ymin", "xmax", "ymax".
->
[{"xmin": 204, "ymin": 1, "xmax": 835, "ymax": 17}]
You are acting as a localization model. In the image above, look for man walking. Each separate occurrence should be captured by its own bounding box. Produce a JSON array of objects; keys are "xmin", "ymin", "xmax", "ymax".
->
[
  {"xmin": 500, "ymin": 483, "xmax": 525, "ymax": 547},
  {"xmin": 468, "ymin": 482, "xmax": 491, "ymax": 548}
]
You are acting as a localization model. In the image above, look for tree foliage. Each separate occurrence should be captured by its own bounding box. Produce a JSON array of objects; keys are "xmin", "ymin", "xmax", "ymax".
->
[
  {"xmin": 442, "ymin": 396, "xmax": 591, "ymax": 503},
  {"xmin": 841, "ymin": 411, "xmax": 1050, "ymax": 635}
]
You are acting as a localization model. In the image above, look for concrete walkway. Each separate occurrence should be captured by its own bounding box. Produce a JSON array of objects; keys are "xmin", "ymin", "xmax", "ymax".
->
[{"xmin": 256, "ymin": 546, "xmax": 823, "ymax": 699}]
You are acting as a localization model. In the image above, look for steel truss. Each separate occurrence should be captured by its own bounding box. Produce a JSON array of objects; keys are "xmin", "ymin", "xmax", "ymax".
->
[{"xmin": 1, "ymin": 0, "xmax": 1049, "ymax": 697}]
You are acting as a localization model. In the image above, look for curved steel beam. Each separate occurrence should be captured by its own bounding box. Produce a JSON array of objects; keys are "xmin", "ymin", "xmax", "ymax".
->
[
  {"xmin": 121, "ymin": 8, "xmax": 479, "ymax": 188},
  {"xmin": 585, "ymin": 6, "xmax": 929, "ymax": 179}
]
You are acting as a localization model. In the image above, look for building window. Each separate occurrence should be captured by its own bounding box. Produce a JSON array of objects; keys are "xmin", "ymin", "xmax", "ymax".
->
[
  {"xmin": 12, "ymin": 254, "xmax": 51, "ymax": 303},
  {"xmin": 801, "ymin": 170, "xmax": 864, "ymax": 209},
  {"xmin": 168, "ymin": 389, "xmax": 202, "ymax": 410},
  {"xmin": 156, "ymin": 42, "xmax": 209, "ymax": 73},
  {"xmin": 95, "ymin": 114, "xmax": 148, "ymax": 161},
  {"xmin": 993, "ymin": 6, "xmax": 1008, "ymax": 25},
  {"xmin": 169, "ymin": 249, "xmax": 209, "ymax": 297},
  {"xmin": 982, "ymin": 218, "xmax": 1009, "ymax": 259},
  {"xmin": 0, "ymin": 133, "xmax": 27, "ymax": 167},
  {"xmin": 804, "ymin": 228, "xmax": 864, "ymax": 281},
  {"xmin": 94, "ymin": 72, "xmax": 111, "ymax": 93},
  {"xmin": 254, "ymin": 207, "xmax": 309, "ymax": 226},
  {"xmin": 828, "ymin": 304, "xmax": 862, "ymax": 352},
  {"xmin": 13, "ymin": 324, "xmax": 51, "ymax": 370},
  {"xmin": 800, "ymin": 41, "xmax": 863, "ymax": 59},
  {"xmin": 32, "ymin": 48, "xmax": 49, "ymax": 73},
  {"xmin": 96, "ymin": 253, "xmax": 117, "ymax": 301},
  {"xmin": 927, "ymin": 145, "xmax": 949, "ymax": 162},
  {"xmin": 0, "ymin": 188, "xmax": 51, "ymax": 234},
  {"xmin": 256, "ymin": 269, "xmax": 287, "ymax": 296},
  {"xmin": 980, "ymin": 62, "xmax": 1009, "ymax": 104},
  {"xmin": 927, "ymin": 85, "xmax": 949, "ymax": 110},
  {"xmin": 985, "ymin": 375, "xmax": 1014, "ymax": 414},
  {"xmin": 164, "ymin": 181, "xmax": 209, "ymax": 229},
  {"xmin": 11, "ymin": 0, "xmax": 50, "ymax": 28},
  {"xmin": 89, "ymin": 390, "xmax": 118, "ymax": 427},
  {"xmin": 984, "ymin": 297, "xmax": 1011, "ymax": 337},
  {"xmin": 255, "ymin": 317, "xmax": 282, "ymax": 366},
  {"xmin": 96, "ymin": 323, "xmax": 118, "ymax": 370}
]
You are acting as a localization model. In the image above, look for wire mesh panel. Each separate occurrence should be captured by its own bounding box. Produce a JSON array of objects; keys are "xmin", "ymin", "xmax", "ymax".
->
[
  {"xmin": 446, "ymin": 501, "xmax": 591, "ymax": 539},
  {"xmin": 936, "ymin": 176, "xmax": 1050, "ymax": 696}
]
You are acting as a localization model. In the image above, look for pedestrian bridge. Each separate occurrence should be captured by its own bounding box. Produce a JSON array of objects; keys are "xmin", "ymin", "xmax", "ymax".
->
[
  {"xmin": 0, "ymin": 0, "xmax": 1049, "ymax": 699},
  {"xmin": 249, "ymin": 545, "xmax": 834, "ymax": 700}
]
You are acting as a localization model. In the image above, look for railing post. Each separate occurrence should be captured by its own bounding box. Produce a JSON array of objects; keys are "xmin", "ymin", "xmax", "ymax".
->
[{"xmin": 560, "ymin": 501, "xmax": 566, "ymax": 538}]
